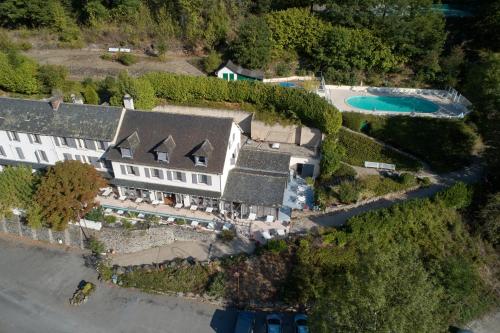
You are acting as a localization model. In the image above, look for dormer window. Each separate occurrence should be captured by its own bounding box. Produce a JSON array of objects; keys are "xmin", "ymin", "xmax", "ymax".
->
[
  {"xmin": 154, "ymin": 135, "xmax": 175, "ymax": 163},
  {"xmin": 116, "ymin": 131, "xmax": 140, "ymax": 160},
  {"xmin": 192, "ymin": 139, "xmax": 213, "ymax": 168},
  {"xmin": 157, "ymin": 152, "xmax": 169, "ymax": 162},
  {"xmin": 195, "ymin": 156, "xmax": 207, "ymax": 166},
  {"xmin": 121, "ymin": 148, "xmax": 132, "ymax": 158}
]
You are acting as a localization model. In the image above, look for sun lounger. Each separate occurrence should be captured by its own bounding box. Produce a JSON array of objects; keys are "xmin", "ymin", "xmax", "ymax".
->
[
  {"xmin": 248, "ymin": 213, "xmax": 257, "ymax": 221},
  {"xmin": 174, "ymin": 203, "xmax": 183, "ymax": 209},
  {"xmin": 135, "ymin": 198, "xmax": 143, "ymax": 203},
  {"xmin": 266, "ymin": 215, "xmax": 275, "ymax": 223},
  {"xmin": 205, "ymin": 207, "xmax": 213, "ymax": 213},
  {"xmin": 190, "ymin": 205, "xmax": 198, "ymax": 211}
]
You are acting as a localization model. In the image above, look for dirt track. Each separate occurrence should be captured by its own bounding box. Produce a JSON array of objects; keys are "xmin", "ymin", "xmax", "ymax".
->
[{"xmin": 25, "ymin": 48, "xmax": 205, "ymax": 80}]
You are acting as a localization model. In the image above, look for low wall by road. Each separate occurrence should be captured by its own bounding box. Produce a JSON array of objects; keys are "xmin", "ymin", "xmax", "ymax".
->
[
  {"xmin": 0, "ymin": 216, "xmax": 216, "ymax": 254},
  {"xmin": 1, "ymin": 216, "xmax": 85, "ymax": 249}
]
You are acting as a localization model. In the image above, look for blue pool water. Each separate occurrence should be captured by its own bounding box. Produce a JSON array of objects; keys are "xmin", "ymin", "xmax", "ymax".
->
[
  {"xmin": 279, "ymin": 82, "xmax": 297, "ymax": 88},
  {"xmin": 346, "ymin": 96, "xmax": 439, "ymax": 113}
]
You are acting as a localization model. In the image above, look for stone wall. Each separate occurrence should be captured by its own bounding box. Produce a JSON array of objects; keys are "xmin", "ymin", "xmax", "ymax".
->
[
  {"xmin": 0, "ymin": 216, "xmax": 84, "ymax": 248},
  {"xmin": 99, "ymin": 225, "xmax": 216, "ymax": 254},
  {"xmin": 1, "ymin": 216, "xmax": 216, "ymax": 254}
]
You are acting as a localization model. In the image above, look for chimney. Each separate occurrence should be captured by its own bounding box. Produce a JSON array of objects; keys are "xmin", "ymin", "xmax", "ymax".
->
[
  {"xmin": 123, "ymin": 94, "xmax": 134, "ymax": 110},
  {"xmin": 50, "ymin": 96, "xmax": 63, "ymax": 111}
]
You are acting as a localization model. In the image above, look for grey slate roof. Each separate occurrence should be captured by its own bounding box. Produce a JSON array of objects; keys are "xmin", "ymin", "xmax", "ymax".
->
[
  {"xmin": 109, "ymin": 178, "xmax": 221, "ymax": 199},
  {"xmin": 104, "ymin": 110, "xmax": 233, "ymax": 174},
  {"xmin": 117, "ymin": 131, "xmax": 140, "ymax": 150},
  {"xmin": 236, "ymin": 148, "xmax": 290, "ymax": 175},
  {"xmin": 0, "ymin": 97, "xmax": 123, "ymax": 141},
  {"xmin": 222, "ymin": 169, "xmax": 287, "ymax": 207},
  {"xmin": 192, "ymin": 139, "xmax": 214, "ymax": 157},
  {"xmin": 154, "ymin": 135, "xmax": 176, "ymax": 153},
  {"xmin": 223, "ymin": 61, "xmax": 264, "ymax": 80}
]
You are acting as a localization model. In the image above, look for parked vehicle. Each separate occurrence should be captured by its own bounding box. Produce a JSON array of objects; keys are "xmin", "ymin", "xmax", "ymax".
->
[
  {"xmin": 294, "ymin": 314, "xmax": 309, "ymax": 333},
  {"xmin": 234, "ymin": 311, "xmax": 255, "ymax": 333},
  {"xmin": 69, "ymin": 280, "xmax": 96, "ymax": 306},
  {"xmin": 266, "ymin": 314, "xmax": 282, "ymax": 333}
]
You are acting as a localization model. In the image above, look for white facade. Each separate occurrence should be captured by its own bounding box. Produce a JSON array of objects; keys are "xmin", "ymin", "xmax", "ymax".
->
[
  {"xmin": 216, "ymin": 66, "xmax": 237, "ymax": 81},
  {"xmin": 0, "ymin": 129, "xmax": 111, "ymax": 172},
  {"xmin": 111, "ymin": 123, "xmax": 242, "ymax": 198}
]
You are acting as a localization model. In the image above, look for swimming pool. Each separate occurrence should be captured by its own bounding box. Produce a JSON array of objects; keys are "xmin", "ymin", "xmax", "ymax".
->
[
  {"xmin": 279, "ymin": 82, "xmax": 298, "ymax": 88},
  {"xmin": 346, "ymin": 96, "xmax": 439, "ymax": 113}
]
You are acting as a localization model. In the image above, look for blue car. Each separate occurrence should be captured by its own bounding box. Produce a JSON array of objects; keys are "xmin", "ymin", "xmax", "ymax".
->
[
  {"xmin": 266, "ymin": 314, "xmax": 282, "ymax": 333},
  {"xmin": 294, "ymin": 314, "xmax": 309, "ymax": 333},
  {"xmin": 234, "ymin": 311, "xmax": 255, "ymax": 333}
]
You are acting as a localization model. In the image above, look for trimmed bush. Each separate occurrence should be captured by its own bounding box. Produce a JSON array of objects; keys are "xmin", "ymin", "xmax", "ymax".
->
[
  {"xmin": 337, "ymin": 181, "xmax": 360, "ymax": 204},
  {"xmin": 116, "ymin": 53, "xmax": 138, "ymax": 66},
  {"xmin": 434, "ymin": 182, "xmax": 472, "ymax": 209},
  {"xmin": 142, "ymin": 72, "xmax": 342, "ymax": 135}
]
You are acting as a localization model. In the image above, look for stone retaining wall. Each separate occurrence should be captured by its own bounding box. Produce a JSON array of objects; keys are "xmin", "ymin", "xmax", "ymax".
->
[{"xmin": 99, "ymin": 225, "xmax": 216, "ymax": 254}]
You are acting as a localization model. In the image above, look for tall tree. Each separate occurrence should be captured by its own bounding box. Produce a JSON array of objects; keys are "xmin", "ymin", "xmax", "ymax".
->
[
  {"xmin": 0, "ymin": 166, "xmax": 38, "ymax": 217},
  {"xmin": 231, "ymin": 16, "xmax": 272, "ymax": 69},
  {"xmin": 35, "ymin": 161, "xmax": 106, "ymax": 230}
]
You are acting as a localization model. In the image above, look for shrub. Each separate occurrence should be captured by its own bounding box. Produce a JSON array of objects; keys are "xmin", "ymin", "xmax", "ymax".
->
[
  {"xmin": 145, "ymin": 214, "xmax": 160, "ymax": 225},
  {"xmin": 399, "ymin": 172, "xmax": 416, "ymax": 186},
  {"xmin": 37, "ymin": 64, "xmax": 68, "ymax": 93},
  {"xmin": 116, "ymin": 53, "xmax": 138, "ymax": 66},
  {"xmin": 434, "ymin": 182, "xmax": 472, "ymax": 209},
  {"xmin": 97, "ymin": 262, "xmax": 113, "ymax": 281},
  {"xmin": 175, "ymin": 218, "xmax": 186, "ymax": 225},
  {"xmin": 305, "ymin": 177, "xmax": 315, "ymax": 187},
  {"xmin": 202, "ymin": 51, "xmax": 222, "ymax": 73},
  {"xmin": 263, "ymin": 239, "xmax": 288, "ymax": 253},
  {"xmin": 121, "ymin": 218, "xmax": 133, "ymax": 229},
  {"xmin": 142, "ymin": 72, "xmax": 342, "ymax": 135},
  {"xmin": 206, "ymin": 271, "xmax": 226, "ymax": 298},
  {"xmin": 85, "ymin": 207, "xmax": 105, "ymax": 222},
  {"xmin": 0, "ymin": 51, "xmax": 40, "ymax": 94},
  {"xmin": 337, "ymin": 181, "xmax": 360, "ymax": 204},
  {"xmin": 82, "ymin": 85, "xmax": 99, "ymax": 104},
  {"xmin": 100, "ymin": 53, "xmax": 113, "ymax": 61},
  {"xmin": 87, "ymin": 236, "xmax": 105, "ymax": 254},
  {"xmin": 275, "ymin": 62, "xmax": 292, "ymax": 77},
  {"xmin": 218, "ymin": 229, "xmax": 236, "ymax": 242},
  {"xmin": 333, "ymin": 163, "xmax": 357, "ymax": 179},
  {"xmin": 103, "ymin": 215, "xmax": 117, "ymax": 224}
]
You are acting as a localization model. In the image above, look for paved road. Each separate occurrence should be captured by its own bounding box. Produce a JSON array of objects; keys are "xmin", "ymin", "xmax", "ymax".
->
[
  {"xmin": 0, "ymin": 235, "xmax": 299, "ymax": 333},
  {"xmin": 307, "ymin": 158, "xmax": 484, "ymax": 227},
  {"xmin": 0, "ymin": 235, "xmax": 236, "ymax": 333}
]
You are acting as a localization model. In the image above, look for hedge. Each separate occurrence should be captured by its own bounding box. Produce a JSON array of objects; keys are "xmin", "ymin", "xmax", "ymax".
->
[
  {"xmin": 338, "ymin": 127, "xmax": 422, "ymax": 171},
  {"xmin": 142, "ymin": 72, "xmax": 342, "ymax": 135},
  {"xmin": 342, "ymin": 112, "xmax": 477, "ymax": 172}
]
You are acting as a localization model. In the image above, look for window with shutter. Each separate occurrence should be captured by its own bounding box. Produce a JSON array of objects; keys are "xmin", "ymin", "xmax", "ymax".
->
[
  {"xmin": 34, "ymin": 151, "xmax": 40, "ymax": 163},
  {"xmin": 33, "ymin": 134, "xmax": 41, "ymax": 144},
  {"xmin": 63, "ymin": 153, "xmax": 72, "ymax": 161},
  {"xmin": 8, "ymin": 131, "xmax": 20, "ymax": 142},
  {"xmin": 192, "ymin": 174, "xmax": 198, "ymax": 184},
  {"xmin": 200, "ymin": 174, "xmax": 209, "ymax": 185},
  {"xmin": 120, "ymin": 165, "xmax": 126, "ymax": 175},
  {"xmin": 16, "ymin": 147, "xmax": 25, "ymax": 160},
  {"xmin": 0, "ymin": 145, "xmax": 5, "ymax": 157},
  {"xmin": 39, "ymin": 150, "xmax": 48, "ymax": 162},
  {"xmin": 166, "ymin": 171, "xmax": 172, "ymax": 180},
  {"xmin": 207, "ymin": 175, "xmax": 212, "ymax": 186},
  {"xmin": 84, "ymin": 139, "xmax": 96, "ymax": 150},
  {"xmin": 68, "ymin": 138, "xmax": 78, "ymax": 148},
  {"xmin": 54, "ymin": 137, "xmax": 60, "ymax": 146},
  {"xmin": 144, "ymin": 168, "xmax": 150, "ymax": 178}
]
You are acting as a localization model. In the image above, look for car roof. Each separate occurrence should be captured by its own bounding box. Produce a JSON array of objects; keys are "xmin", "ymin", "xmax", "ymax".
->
[{"xmin": 234, "ymin": 312, "xmax": 255, "ymax": 333}]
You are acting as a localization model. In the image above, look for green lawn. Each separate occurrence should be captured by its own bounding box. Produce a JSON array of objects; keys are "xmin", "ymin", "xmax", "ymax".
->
[
  {"xmin": 338, "ymin": 127, "xmax": 422, "ymax": 171},
  {"xmin": 342, "ymin": 112, "xmax": 477, "ymax": 172}
]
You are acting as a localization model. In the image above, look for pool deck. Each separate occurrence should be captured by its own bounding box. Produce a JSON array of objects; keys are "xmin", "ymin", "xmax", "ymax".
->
[{"xmin": 321, "ymin": 85, "xmax": 470, "ymax": 118}]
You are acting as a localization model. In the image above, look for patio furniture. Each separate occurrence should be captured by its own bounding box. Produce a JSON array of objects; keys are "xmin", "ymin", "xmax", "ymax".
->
[
  {"xmin": 174, "ymin": 203, "xmax": 183, "ymax": 209},
  {"xmin": 261, "ymin": 230, "xmax": 272, "ymax": 240},
  {"xmin": 266, "ymin": 215, "xmax": 275, "ymax": 223},
  {"xmin": 297, "ymin": 195, "xmax": 306, "ymax": 203},
  {"xmin": 104, "ymin": 208, "xmax": 113, "ymax": 214},
  {"xmin": 191, "ymin": 220, "xmax": 199, "ymax": 227},
  {"xmin": 248, "ymin": 213, "xmax": 257, "ymax": 221},
  {"xmin": 102, "ymin": 188, "xmax": 113, "ymax": 197},
  {"xmin": 220, "ymin": 209, "xmax": 227, "ymax": 215},
  {"xmin": 205, "ymin": 207, "xmax": 214, "ymax": 213},
  {"xmin": 297, "ymin": 185, "xmax": 307, "ymax": 193},
  {"xmin": 118, "ymin": 195, "xmax": 127, "ymax": 201},
  {"xmin": 167, "ymin": 217, "xmax": 175, "ymax": 223},
  {"xmin": 152, "ymin": 200, "xmax": 160, "ymax": 206},
  {"xmin": 117, "ymin": 210, "xmax": 124, "ymax": 215},
  {"xmin": 190, "ymin": 205, "xmax": 198, "ymax": 211},
  {"xmin": 137, "ymin": 213, "xmax": 145, "ymax": 219},
  {"xmin": 276, "ymin": 229, "xmax": 286, "ymax": 237},
  {"xmin": 135, "ymin": 198, "xmax": 143, "ymax": 203}
]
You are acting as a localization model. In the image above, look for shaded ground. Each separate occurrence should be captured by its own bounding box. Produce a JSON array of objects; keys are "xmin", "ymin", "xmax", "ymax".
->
[{"xmin": 25, "ymin": 48, "xmax": 204, "ymax": 80}]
